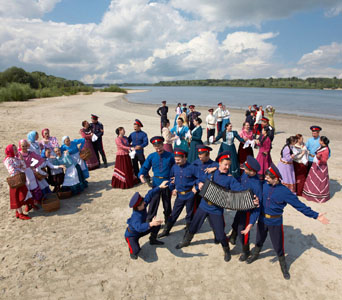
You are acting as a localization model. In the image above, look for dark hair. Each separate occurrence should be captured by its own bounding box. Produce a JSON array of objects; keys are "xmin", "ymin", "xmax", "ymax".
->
[
  {"xmin": 295, "ymin": 133, "xmax": 302, "ymax": 140},
  {"xmin": 178, "ymin": 117, "xmax": 184, "ymax": 123},
  {"xmin": 177, "ymin": 103, "xmax": 181, "ymax": 106},
  {"xmin": 82, "ymin": 120, "xmax": 88, "ymax": 127},
  {"xmin": 320, "ymin": 136, "xmax": 329, "ymax": 146},
  {"xmin": 280, "ymin": 136, "xmax": 297, "ymax": 157},
  {"xmin": 224, "ymin": 122, "xmax": 232, "ymax": 128},
  {"xmin": 194, "ymin": 117, "xmax": 202, "ymax": 124},
  {"xmin": 182, "ymin": 107, "xmax": 187, "ymax": 112},
  {"xmin": 259, "ymin": 127, "xmax": 269, "ymax": 146},
  {"xmin": 115, "ymin": 127, "xmax": 124, "ymax": 136}
]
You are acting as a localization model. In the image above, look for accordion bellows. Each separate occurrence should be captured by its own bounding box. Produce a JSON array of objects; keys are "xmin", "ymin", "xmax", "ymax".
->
[{"xmin": 199, "ymin": 179, "xmax": 255, "ymax": 211}]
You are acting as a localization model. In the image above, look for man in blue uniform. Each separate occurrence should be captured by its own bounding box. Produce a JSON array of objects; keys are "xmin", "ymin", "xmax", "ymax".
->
[
  {"xmin": 138, "ymin": 136, "xmax": 175, "ymax": 223},
  {"xmin": 175, "ymin": 151, "xmax": 249, "ymax": 262},
  {"xmin": 158, "ymin": 148, "xmax": 198, "ymax": 237},
  {"xmin": 188, "ymin": 105, "xmax": 201, "ymax": 131},
  {"xmin": 90, "ymin": 114, "xmax": 107, "ymax": 168},
  {"xmin": 157, "ymin": 100, "xmax": 168, "ymax": 131},
  {"xmin": 246, "ymin": 163, "xmax": 329, "ymax": 280},
  {"xmin": 128, "ymin": 119, "xmax": 148, "ymax": 179},
  {"xmin": 228, "ymin": 156, "xmax": 262, "ymax": 261},
  {"xmin": 306, "ymin": 125, "xmax": 322, "ymax": 173},
  {"xmin": 124, "ymin": 182, "xmax": 168, "ymax": 260}
]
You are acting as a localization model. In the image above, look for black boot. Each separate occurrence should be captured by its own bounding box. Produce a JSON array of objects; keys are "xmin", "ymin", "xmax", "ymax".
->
[
  {"xmin": 158, "ymin": 221, "xmax": 173, "ymax": 238},
  {"xmin": 246, "ymin": 246, "xmax": 262, "ymax": 264},
  {"xmin": 214, "ymin": 237, "xmax": 219, "ymax": 244},
  {"xmin": 279, "ymin": 256, "xmax": 290, "ymax": 280},
  {"xmin": 239, "ymin": 244, "xmax": 250, "ymax": 262},
  {"xmin": 228, "ymin": 229, "xmax": 237, "ymax": 245},
  {"xmin": 183, "ymin": 222, "xmax": 190, "ymax": 231},
  {"xmin": 175, "ymin": 232, "xmax": 194, "ymax": 249},
  {"xmin": 149, "ymin": 232, "xmax": 164, "ymax": 245},
  {"xmin": 130, "ymin": 253, "xmax": 138, "ymax": 260},
  {"xmin": 223, "ymin": 246, "xmax": 231, "ymax": 262}
]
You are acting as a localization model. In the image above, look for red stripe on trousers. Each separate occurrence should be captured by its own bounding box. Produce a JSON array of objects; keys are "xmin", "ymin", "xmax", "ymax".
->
[
  {"xmin": 281, "ymin": 224, "xmax": 285, "ymax": 253},
  {"xmin": 125, "ymin": 237, "xmax": 133, "ymax": 254},
  {"xmin": 244, "ymin": 212, "xmax": 250, "ymax": 245}
]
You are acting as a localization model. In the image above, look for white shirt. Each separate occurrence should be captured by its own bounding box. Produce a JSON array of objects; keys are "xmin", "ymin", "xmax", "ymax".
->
[
  {"xmin": 255, "ymin": 111, "xmax": 262, "ymax": 125},
  {"xmin": 206, "ymin": 114, "xmax": 217, "ymax": 129},
  {"xmin": 214, "ymin": 107, "xmax": 223, "ymax": 121}
]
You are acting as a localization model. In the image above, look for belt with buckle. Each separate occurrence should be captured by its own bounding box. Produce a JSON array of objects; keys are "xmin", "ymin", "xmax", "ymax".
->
[
  {"xmin": 127, "ymin": 227, "xmax": 132, "ymax": 233},
  {"xmin": 263, "ymin": 213, "xmax": 282, "ymax": 219},
  {"xmin": 205, "ymin": 198, "xmax": 213, "ymax": 206},
  {"xmin": 280, "ymin": 159, "xmax": 292, "ymax": 165},
  {"xmin": 179, "ymin": 189, "xmax": 192, "ymax": 195},
  {"xmin": 154, "ymin": 176, "xmax": 168, "ymax": 179}
]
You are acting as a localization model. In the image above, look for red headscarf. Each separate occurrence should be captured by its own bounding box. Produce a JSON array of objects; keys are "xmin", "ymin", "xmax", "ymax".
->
[
  {"xmin": 42, "ymin": 128, "xmax": 49, "ymax": 137},
  {"xmin": 4, "ymin": 144, "xmax": 15, "ymax": 162}
]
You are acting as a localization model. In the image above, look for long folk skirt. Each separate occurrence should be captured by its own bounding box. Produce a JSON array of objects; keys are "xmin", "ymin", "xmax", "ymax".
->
[
  {"xmin": 303, "ymin": 162, "xmax": 330, "ymax": 203},
  {"xmin": 112, "ymin": 154, "xmax": 138, "ymax": 189},
  {"xmin": 237, "ymin": 143, "xmax": 254, "ymax": 170},
  {"xmin": 293, "ymin": 161, "xmax": 307, "ymax": 196}
]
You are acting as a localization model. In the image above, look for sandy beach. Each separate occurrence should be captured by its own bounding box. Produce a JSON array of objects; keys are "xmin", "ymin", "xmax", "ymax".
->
[{"xmin": 0, "ymin": 91, "xmax": 341, "ymax": 300}]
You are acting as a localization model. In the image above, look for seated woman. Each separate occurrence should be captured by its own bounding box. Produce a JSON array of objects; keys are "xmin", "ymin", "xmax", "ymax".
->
[
  {"xmin": 170, "ymin": 117, "xmax": 190, "ymax": 152},
  {"xmin": 27, "ymin": 130, "xmax": 42, "ymax": 156},
  {"xmin": 18, "ymin": 139, "xmax": 44, "ymax": 205},
  {"xmin": 79, "ymin": 120, "xmax": 99, "ymax": 171},
  {"xmin": 40, "ymin": 128, "xmax": 59, "ymax": 156},
  {"xmin": 60, "ymin": 136, "xmax": 89, "ymax": 188},
  {"xmin": 303, "ymin": 136, "xmax": 330, "ymax": 203},
  {"xmin": 112, "ymin": 127, "xmax": 138, "ymax": 189},
  {"xmin": 3, "ymin": 144, "xmax": 34, "ymax": 220},
  {"xmin": 43, "ymin": 148, "xmax": 65, "ymax": 193},
  {"xmin": 187, "ymin": 117, "xmax": 203, "ymax": 163},
  {"xmin": 214, "ymin": 122, "xmax": 244, "ymax": 178},
  {"xmin": 54, "ymin": 147, "xmax": 83, "ymax": 195}
]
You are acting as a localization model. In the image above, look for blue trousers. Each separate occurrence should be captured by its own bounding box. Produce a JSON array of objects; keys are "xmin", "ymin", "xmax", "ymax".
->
[
  {"xmin": 169, "ymin": 193, "xmax": 195, "ymax": 224},
  {"xmin": 125, "ymin": 225, "xmax": 161, "ymax": 256},
  {"xmin": 189, "ymin": 207, "xmax": 228, "ymax": 247},
  {"xmin": 255, "ymin": 221, "xmax": 284, "ymax": 256},
  {"xmin": 231, "ymin": 211, "xmax": 251, "ymax": 246}
]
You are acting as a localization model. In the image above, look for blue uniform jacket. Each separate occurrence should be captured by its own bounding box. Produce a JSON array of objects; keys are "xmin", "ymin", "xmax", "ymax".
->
[
  {"xmin": 239, "ymin": 173, "xmax": 262, "ymax": 225},
  {"xmin": 90, "ymin": 122, "xmax": 104, "ymax": 139},
  {"xmin": 260, "ymin": 182, "xmax": 319, "ymax": 226},
  {"xmin": 169, "ymin": 162, "xmax": 199, "ymax": 200},
  {"xmin": 199, "ymin": 170, "xmax": 246, "ymax": 215},
  {"xmin": 192, "ymin": 158, "xmax": 219, "ymax": 183},
  {"xmin": 138, "ymin": 151, "xmax": 175, "ymax": 187},
  {"xmin": 128, "ymin": 130, "xmax": 148, "ymax": 154},
  {"xmin": 125, "ymin": 187, "xmax": 160, "ymax": 237}
]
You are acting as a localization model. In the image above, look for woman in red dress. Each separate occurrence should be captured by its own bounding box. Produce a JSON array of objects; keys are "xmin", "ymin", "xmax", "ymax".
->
[
  {"xmin": 112, "ymin": 127, "xmax": 138, "ymax": 189},
  {"xmin": 3, "ymin": 144, "xmax": 33, "ymax": 220},
  {"xmin": 255, "ymin": 127, "xmax": 272, "ymax": 180},
  {"xmin": 238, "ymin": 122, "xmax": 254, "ymax": 171},
  {"xmin": 80, "ymin": 120, "xmax": 99, "ymax": 170}
]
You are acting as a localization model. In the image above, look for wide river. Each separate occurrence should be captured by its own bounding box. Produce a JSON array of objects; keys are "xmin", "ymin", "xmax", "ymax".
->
[{"xmin": 123, "ymin": 86, "xmax": 342, "ymax": 120}]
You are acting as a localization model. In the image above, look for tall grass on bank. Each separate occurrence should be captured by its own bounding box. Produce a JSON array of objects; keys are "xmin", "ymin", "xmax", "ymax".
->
[
  {"xmin": 0, "ymin": 83, "xmax": 94, "ymax": 102},
  {"xmin": 100, "ymin": 85, "xmax": 127, "ymax": 93}
]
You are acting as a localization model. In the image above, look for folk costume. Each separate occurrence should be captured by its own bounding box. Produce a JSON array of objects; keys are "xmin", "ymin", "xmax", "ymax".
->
[
  {"xmin": 187, "ymin": 125, "xmax": 203, "ymax": 163},
  {"xmin": 157, "ymin": 101, "xmax": 168, "ymax": 130},
  {"xmin": 40, "ymin": 128, "xmax": 59, "ymax": 156},
  {"xmin": 170, "ymin": 123, "xmax": 190, "ymax": 152},
  {"xmin": 188, "ymin": 105, "xmax": 201, "ymax": 131},
  {"xmin": 79, "ymin": 127, "xmax": 99, "ymax": 170},
  {"xmin": 27, "ymin": 131, "xmax": 41, "ymax": 156},
  {"xmin": 161, "ymin": 126, "xmax": 176, "ymax": 153},
  {"xmin": 215, "ymin": 129, "xmax": 244, "ymax": 178},
  {"xmin": 303, "ymin": 146, "xmax": 330, "ymax": 203},
  {"xmin": 256, "ymin": 135, "xmax": 272, "ymax": 177},
  {"xmin": 112, "ymin": 136, "xmax": 138, "ymax": 189},
  {"xmin": 237, "ymin": 127, "xmax": 254, "ymax": 170},
  {"xmin": 306, "ymin": 126, "xmax": 322, "ymax": 172},
  {"xmin": 292, "ymin": 142, "xmax": 308, "ymax": 196},
  {"xmin": 277, "ymin": 145, "xmax": 296, "ymax": 193},
  {"xmin": 214, "ymin": 103, "xmax": 223, "ymax": 133},
  {"xmin": 138, "ymin": 136, "xmax": 175, "ymax": 222},
  {"xmin": 206, "ymin": 109, "xmax": 216, "ymax": 144},
  {"xmin": 89, "ymin": 114, "xmax": 107, "ymax": 167}
]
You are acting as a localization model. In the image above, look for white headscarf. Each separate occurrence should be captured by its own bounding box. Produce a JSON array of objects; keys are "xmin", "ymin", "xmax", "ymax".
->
[{"xmin": 62, "ymin": 136, "xmax": 69, "ymax": 144}]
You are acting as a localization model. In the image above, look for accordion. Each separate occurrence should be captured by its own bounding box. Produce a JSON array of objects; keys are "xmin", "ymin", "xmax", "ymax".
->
[{"xmin": 199, "ymin": 179, "xmax": 255, "ymax": 211}]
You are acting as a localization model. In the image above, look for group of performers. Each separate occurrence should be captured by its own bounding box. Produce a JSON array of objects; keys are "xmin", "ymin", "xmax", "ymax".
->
[
  {"xmin": 4, "ymin": 114, "xmax": 107, "ymax": 219},
  {"xmin": 123, "ymin": 100, "xmax": 331, "ymax": 280}
]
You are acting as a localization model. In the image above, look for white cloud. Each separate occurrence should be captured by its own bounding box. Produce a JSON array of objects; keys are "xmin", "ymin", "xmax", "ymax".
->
[{"xmin": 0, "ymin": 0, "xmax": 61, "ymax": 18}]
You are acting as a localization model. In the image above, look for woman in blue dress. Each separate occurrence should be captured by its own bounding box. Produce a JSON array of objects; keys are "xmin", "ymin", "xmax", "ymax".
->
[
  {"xmin": 61, "ymin": 136, "xmax": 89, "ymax": 188},
  {"xmin": 215, "ymin": 123, "xmax": 244, "ymax": 178},
  {"xmin": 170, "ymin": 117, "xmax": 190, "ymax": 153},
  {"xmin": 187, "ymin": 117, "xmax": 203, "ymax": 163}
]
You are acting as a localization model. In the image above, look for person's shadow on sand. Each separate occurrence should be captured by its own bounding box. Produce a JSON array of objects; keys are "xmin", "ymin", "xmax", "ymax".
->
[
  {"xmin": 330, "ymin": 179, "xmax": 342, "ymax": 198},
  {"xmin": 254, "ymin": 225, "xmax": 342, "ymax": 270}
]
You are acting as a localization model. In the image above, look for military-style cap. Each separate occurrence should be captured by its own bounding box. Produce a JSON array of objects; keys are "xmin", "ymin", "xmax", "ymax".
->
[
  {"xmin": 150, "ymin": 136, "xmax": 164, "ymax": 144},
  {"xmin": 134, "ymin": 119, "xmax": 143, "ymax": 127},
  {"xmin": 189, "ymin": 105, "xmax": 195, "ymax": 109},
  {"xmin": 174, "ymin": 147, "xmax": 187, "ymax": 157},
  {"xmin": 208, "ymin": 108, "xmax": 214, "ymax": 112},
  {"xmin": 196, "ymin": 145, "xmax": 212, "ymax": 153},
  {"xmin": 244, "ymin": 156, "xmax": 261, "ymax": 173},
  {"xmin": 310, "ymin": 125, "xmax": 322, "ymax": 132},
  {"xmin": 267, "ymin": 163, "xmax": 282, "ymax": 180},
  {"xmin": 216, "ymin": 151, "xmax": 231, "ymax": 162},
  {"xmin": 129, "ymin": 192, "xmax": 143, "ymax": 208},
  {"xmin": 261, "ymin": 117, "xmax": 269, "ymax": 123},
  {"xmin": 162, "ymin": 100, "xmax": 166, "ymax": 104},
  {"xmin": 217, "ymin": 102, "xmax": 222, "ymax": 106},
  {"xmin": 91, "ymin": 114, "xmax": 99, "ymax": 120}
]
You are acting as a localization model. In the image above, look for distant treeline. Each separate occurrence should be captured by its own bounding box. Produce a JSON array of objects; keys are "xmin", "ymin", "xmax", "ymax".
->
[
  {"xmin": 154, "ymin": 78, "xmax": 342, "ymax": 89},
  {"xmin": 0, "ymin": 67, "xmax": 126, "ymax": 102}
]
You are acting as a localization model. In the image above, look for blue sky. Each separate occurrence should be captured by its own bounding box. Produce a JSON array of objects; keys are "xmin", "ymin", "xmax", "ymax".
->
[{"xmin": 0, "ymin": 0, "xmax": 342, "ymax": 83}]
